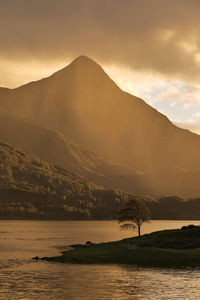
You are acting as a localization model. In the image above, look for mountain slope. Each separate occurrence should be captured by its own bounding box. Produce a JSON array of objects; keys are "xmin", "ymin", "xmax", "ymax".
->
[
  {"xmin": 0, "ymin": 110, "xmax": 146, "ymax": 193},
  {"xmin": 1, "ymin": 56, "xmax": 200, "ymax": 196},
  {"xmin": 0, "ymin": 139, "xmax": 126, "ymax": 219}
]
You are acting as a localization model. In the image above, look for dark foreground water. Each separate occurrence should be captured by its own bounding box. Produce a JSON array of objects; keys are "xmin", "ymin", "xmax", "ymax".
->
[{"xmin": 0, "ymin": 220, "xmax": 200, "ymax": 299}]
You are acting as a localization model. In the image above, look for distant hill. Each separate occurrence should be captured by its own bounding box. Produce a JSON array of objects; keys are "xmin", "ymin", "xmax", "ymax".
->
[
  {"xmin": 147, "ymin": 196, "xmax": 200, "ymax": 220},
  {"xmin": 0, "ymin": 139, "xmax": 126, "ymax": 219},
  {"xmin": 1, "ymin": 56, "xmax": 200, "ymax": 197}
]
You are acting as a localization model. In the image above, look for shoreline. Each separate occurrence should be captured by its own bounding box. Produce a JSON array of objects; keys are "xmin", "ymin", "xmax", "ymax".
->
[
  {"xmin": 34, "ymin": 226, "xmax": 200, "ymax": 268},
  {"xmin": 1, "ymin": 218, "xmax": 200, "ymax": 221}
]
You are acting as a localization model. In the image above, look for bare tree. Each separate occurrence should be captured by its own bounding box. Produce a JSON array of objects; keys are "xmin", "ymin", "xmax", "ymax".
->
[{"xmin": 118, "ymin": 195, "xmax": 151, "ymax": 237}]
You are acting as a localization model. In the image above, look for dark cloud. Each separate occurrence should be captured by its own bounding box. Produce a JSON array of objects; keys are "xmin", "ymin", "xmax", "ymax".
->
[{"xmin": 1, "ymin": 0, "xmax": 200, "ymax": 80}]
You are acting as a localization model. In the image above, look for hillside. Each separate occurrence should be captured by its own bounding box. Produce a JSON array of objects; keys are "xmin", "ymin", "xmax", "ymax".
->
[
  {"xmin": 0, "ymin": 139, "xmax": 126, "ymax": 219},
  {"xmin": 1, "ymin": 138, "xmax": 200, "ymax": 220},
  {"xmin": 0, "ymin": 110, "xmax": 146, "ymax": 194},
  {"xmin": 1, "ymin": 56, "xmax": 200, "ymax": 196}
]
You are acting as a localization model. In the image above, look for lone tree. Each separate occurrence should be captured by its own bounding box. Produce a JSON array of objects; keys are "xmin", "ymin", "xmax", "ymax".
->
[{"xmin": 118, "ymin": 195, "xmax": 152, "ymax": 237}]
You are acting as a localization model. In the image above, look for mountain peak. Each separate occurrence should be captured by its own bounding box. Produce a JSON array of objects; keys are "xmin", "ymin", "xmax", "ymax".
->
[
  {"xmin": 68, "ymin": 55, "xmax": 102, "ymax": 71},
  {"xmin": 72, "ymin": 55, "xmax": 96, "ymax": 63},
  {"xmin": 51, "ymin": 54, "xmax": 117, "ymax": 88}
]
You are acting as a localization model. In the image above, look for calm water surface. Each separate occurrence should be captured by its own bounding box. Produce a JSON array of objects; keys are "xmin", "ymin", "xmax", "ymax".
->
[{"xmin": 0, "ymin": 220, "xmax": 200, "ymax": 299}]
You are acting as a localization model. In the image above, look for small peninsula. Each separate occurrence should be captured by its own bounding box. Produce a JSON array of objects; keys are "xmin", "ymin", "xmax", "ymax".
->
[{"xmin": 40, "ymin": 225, "xmax": 200, "ymax": 268}]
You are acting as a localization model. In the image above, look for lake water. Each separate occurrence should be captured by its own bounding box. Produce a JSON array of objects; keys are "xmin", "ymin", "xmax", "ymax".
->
[{"xmin": 0, "ymin": 220, "xmax": 200, "ymax": 299}]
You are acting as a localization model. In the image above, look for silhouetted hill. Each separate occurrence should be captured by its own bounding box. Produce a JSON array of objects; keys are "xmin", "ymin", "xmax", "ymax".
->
[
  {"xmin": 147, "ymin": 196, "xmax": 200, "ymax": 220},
  {"xmin": 1, "ymin": 56, "xmax": 200, "ymax": 197},
  {"xmin": 0, "ymin": 139, "xmax": 126, "ymax": 219}
]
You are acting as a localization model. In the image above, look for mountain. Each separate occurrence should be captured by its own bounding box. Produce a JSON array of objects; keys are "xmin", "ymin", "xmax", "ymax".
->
[
  {"xmin": 0, "ymin": 139, "xmax": 126, "ymax": 219},
  {"xmin": 0, "ymin": 110, "xmax": 146, "ymax": 193},
  {"xmin": 1, "ymin": 55, "xmax": 200, "ymax": 197}
]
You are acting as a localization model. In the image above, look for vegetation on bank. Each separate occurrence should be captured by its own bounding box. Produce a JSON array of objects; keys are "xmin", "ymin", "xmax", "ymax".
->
[{"xmin": 42, "ymin": 225, "xmax": 200, "ymax": 268}]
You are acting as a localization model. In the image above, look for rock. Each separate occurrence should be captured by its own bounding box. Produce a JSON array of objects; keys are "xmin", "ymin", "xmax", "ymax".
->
[
  {"xmin": 86, "ymin": 241, "xmax": 92, "ymax": 245},
  {"xmin": 32, "ymin": 256, "xmax": 40, "ymax": 260}
]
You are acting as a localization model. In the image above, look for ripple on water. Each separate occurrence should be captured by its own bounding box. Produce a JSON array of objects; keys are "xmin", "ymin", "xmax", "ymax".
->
[{"xmin": 0, "ymin": 263, "xmax": 199, "ymax": 299}]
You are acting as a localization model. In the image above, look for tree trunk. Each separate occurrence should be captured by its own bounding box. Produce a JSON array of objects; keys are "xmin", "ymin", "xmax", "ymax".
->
[{"xmin": 138, "ymin": 222, "xmax": 141, "ymax": 237}]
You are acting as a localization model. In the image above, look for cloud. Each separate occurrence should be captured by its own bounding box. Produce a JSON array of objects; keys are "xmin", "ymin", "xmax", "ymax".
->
[
  {"xmin": 193, "ymin": 111, "xmax": 200, "ymax": 119},
  {"xmin": 0, "ymin": 57, "xmax": 65, "ymax": 87},
  {"xmin": 147, "ymin": 82, "xmax": 200, "ymax": 106},
  {"xmin": 1, "ymin": 0, "xmax": 200, "ymax": 81}
]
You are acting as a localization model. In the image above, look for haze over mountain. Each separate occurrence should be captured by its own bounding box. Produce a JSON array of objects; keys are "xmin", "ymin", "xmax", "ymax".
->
[
  {"xmin": 0, "ymin": 110, "xmax": 145, "ymax": 193},
  {"xmin": 1, "ymin": 56, "xmax": 200, "ymax": 197}
]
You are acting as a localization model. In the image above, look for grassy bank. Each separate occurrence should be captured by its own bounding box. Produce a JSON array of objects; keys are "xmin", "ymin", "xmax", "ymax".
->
[{"xmin": 41, "ymin": 225, "xmax": 200, "ymax": 268}]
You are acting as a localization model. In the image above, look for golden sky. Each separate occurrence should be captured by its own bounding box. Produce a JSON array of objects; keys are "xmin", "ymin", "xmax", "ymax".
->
[{"xmin": 1, "ymin": 0, "xmax": 200, "ymax": 133}]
